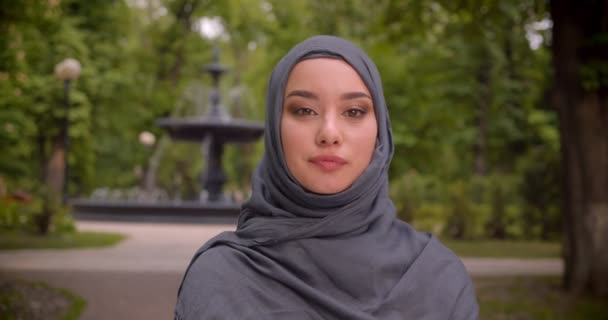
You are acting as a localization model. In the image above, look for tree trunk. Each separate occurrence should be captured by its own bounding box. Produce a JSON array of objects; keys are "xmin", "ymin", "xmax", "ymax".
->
[
  {"xmin": 551, "ymin": 0, "xmax": 608, "ymax": 297},
  {"xmin": 142, "ymin": 135, "xmax": 168, "ymax": 192},
  {"xmin": 157, "ymin": 0, "xmax": 200, "ymax": 86},
  {"xmin": 38, "ymin": 133, "xmax": 65, "ymax": 234},
  {"xmin": 37, "ymin": 128, "xmax": 47, "ymax": 183},
  {"xmin": 473, "ymin": 59, "xmax": 490, "ymax": 177},
  {"xmin": 45, "ymin": 134, "xmax": 65, "ymax": 197}
]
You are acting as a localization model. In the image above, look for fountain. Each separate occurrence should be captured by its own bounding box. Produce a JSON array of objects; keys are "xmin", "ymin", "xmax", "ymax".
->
[{"xmin": 71, "ymin": 48, "xmax": 264, "ymax": 223}]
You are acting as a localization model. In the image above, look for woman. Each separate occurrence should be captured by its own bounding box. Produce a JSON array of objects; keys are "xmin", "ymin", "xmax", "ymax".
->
[{"xmin": 175, "ymin": 35, "xmax": 479, "ymax": 319}]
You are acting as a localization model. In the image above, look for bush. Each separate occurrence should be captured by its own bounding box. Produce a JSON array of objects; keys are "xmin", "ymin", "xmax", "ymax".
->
[
  {"xmin": 518, "ymin": 147, "xmax": 561, "ymax": 240},
  {"xmin": 0, "ymin": 192, "xmax": 75, "ymax": 235},
  {"xmin": 445, "ymin": 179, "xmax": 491, "ymax": 239},
  {"xmin": 0, "ymin": 200, "xmax": 31, "ymax": 230},
  {"xmin": 391, "ymin": 172, "xmax": 532, "ymax": 240},
  {"xmin": 411, "ymin": 203, "xmax": 448, "ymax": 235},
  {"xmin": 390, "ymin": 171, "xmax": 445, "ymax": 223}
]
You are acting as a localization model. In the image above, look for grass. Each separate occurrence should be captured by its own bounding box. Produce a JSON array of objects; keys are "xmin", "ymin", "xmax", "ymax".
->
[
  {"xmin": 0, "ymin": 230, "xmax": 125, "ymax": 250},
  {"xmin": 2, "ymin": 276, "xmax": 605, "ymax": 320},
  {"xmin": 0, "ymin": 277, "xmax": 86, "ymax": 320},
  {"xmin": 476, "ymin": 276, "xmax": 608, "ymax": 320},
  {"xmin": 441, "ymin": 238, "xmax": 560, "ymax": 258},
  {"xmin": 57, "ymin": 287, "xmax": 86, "ymax": 320}
]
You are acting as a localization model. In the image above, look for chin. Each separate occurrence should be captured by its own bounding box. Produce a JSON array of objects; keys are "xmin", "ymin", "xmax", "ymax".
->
[{"xmin": 306, "ymin": 183, "xmax": 350, "ymax": 195}]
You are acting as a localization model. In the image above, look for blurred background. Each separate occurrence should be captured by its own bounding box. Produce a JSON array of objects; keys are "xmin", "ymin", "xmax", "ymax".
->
[
  {"xmin": 1, "ymin": 0, "xmax": 607, "ymax": 319},
  {"xmin": 1, "ymin": 0, "xmax": 559, "ymax": 240}
]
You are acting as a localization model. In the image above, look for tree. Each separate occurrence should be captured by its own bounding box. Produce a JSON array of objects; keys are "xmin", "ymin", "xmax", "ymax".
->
[
  {"xmin": 0, "ymin": 0, "xmax": 138, "ymax": 233},
  {"xmin": 0, "ymin": 0, "xmax": 562, "ymax": 242},
  {"xmin": 550, "ymin": 0, "xmax": 608, "ymax": 297}
]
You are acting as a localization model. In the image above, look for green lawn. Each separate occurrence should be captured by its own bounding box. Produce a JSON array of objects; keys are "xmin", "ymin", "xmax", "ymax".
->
[
  {"xmin": 476, "ymin": 276, "xmax": 608, "ymax": 320},
  {"xmin": 0, "ymin": 276, "xmax": 86, "ymax": 320},
  {"xmin": 0, "ymin": 231, "xmax": 125, "ymax": 250},
  {"xmin": 5, "ymin": 275, "xmax": 606, "ymax": 320},
  {"xmin": 442, "ymin": 238, "xmax": 561, "ymax": 258}
]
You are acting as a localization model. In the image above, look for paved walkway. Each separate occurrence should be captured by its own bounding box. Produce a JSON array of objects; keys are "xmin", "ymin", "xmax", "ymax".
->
[
  {"xmin": 0, "ymin": 221, "xmax": 234, "ymax": 320},
  {"xmin": 0, "ymin": 221, "xmax": 563, "ymax": 319}
]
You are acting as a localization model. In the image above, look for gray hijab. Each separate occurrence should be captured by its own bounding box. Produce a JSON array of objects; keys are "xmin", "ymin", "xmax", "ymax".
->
[{"xmin": 176, "ymin": 35, "xmax": 478, "ymax": 320}]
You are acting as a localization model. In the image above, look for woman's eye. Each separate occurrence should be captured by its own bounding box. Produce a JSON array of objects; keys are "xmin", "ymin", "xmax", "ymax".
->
[
  {"xmin": 292, "ymin": 107, "xmax": 316, "ymax": 116},
  {"xmin": 345, "ymin": 108, "xmax": 367, "ymax": 118}
]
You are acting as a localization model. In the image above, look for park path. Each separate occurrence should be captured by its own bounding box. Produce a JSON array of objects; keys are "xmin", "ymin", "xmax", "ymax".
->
[{"xmin": 0, "ymin": 221, "xmax": 562, "ymax": 320}]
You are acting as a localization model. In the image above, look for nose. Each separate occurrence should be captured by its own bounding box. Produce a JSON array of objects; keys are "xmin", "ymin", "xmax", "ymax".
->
[{"xmin": 316, "ymin": 115, "xmax": 342, "ymax": 146}]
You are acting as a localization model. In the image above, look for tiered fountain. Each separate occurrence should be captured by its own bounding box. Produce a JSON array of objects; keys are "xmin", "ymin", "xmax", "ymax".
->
[{"xmin": 72, "ymin": 49, "xmax": 264, "ymax": 222}]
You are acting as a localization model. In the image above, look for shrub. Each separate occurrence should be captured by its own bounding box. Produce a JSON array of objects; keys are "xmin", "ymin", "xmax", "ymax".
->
[{"xmin": 0, "ymin": 190, "xmax": 75, "ymax": 235}]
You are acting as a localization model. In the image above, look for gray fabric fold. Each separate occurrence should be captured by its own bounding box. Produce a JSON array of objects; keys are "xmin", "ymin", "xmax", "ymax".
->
[{"xmin": 175, "ymin": 35, "xmax": 479, "ymax": 320}]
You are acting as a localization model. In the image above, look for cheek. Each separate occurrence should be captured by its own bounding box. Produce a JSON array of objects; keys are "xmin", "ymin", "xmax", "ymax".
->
[
  {"xmin": 280, "ymin": 117, "xmax": 299, "ymax": 165},
  {"xmin": 280, "ymin": 118, "xmax": 290, "ymax": 157},
  {"xmin": 355, "ymin": 120, "xmax": 378, "ymax": 163}
]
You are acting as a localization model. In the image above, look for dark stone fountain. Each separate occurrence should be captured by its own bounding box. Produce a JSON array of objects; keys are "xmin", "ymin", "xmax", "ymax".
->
[{"xmin": 71, "ymin": 48, "xmax": 264, "ymax": 223}]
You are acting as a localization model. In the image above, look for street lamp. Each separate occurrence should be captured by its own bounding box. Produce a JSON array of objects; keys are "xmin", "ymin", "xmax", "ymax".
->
[{"xmin": 54, "ymin": 58, "xmax": 81, "ymax": 203}]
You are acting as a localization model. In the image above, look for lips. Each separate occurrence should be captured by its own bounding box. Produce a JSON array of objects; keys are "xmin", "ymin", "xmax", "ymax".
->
[{"xmin": 309, "ymin": 155, "xmax": 347, "ymax": 172}]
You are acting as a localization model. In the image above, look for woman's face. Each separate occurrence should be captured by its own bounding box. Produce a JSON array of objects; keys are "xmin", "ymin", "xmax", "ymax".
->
[{"xmin": 281, "ymin": 58, "xmax": 377, "ymax": 194}]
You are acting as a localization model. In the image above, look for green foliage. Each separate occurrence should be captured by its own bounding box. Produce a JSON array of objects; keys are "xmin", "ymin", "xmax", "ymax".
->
[
  {"xmin": 518, "ymin": 146, "xmax": 561, "ymax": 240},
  {"xmin": 411, "ymin": 204, "xmax": 449, "ymax": 235},
  {"xmin": 156, "ymin": 141, "xmax": 203, "ymax": 200},
  {"xmin": 1, "ymin": 0, "xmax": 558, "ymax": 240},
  {"xmin": 579, "ymin": 61, "xmax": 608, "ymax": 90},
  {"xmin": 476, "ymin": 277, "xmax": 608, "ymax": 319},
  {"xmin": 0, "ymin": 201, "xmax": 27, "ymax": 230},
  {"xmin": 443, "ymin": 239, "xmax": 560, "ymax": 258},
  {"xmin": 445, "ymin": 179, "xmax": 491, "ymax": 239},
  {"xmin": 390, "ymin": 171, "xmax": 557, "ymax": 240},
  {"xmin": 0, "ymin": 194, "xmax": 74, "ymax": 235},
  {"xmin": 0, "ymin": 231, "xmax": 124, "ymax": 250},
  {"xmin": 0, "ymin": 277, "xmax": 86, "ymax": 320}
]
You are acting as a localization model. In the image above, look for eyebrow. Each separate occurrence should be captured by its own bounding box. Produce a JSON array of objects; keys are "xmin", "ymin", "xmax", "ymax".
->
[
  {"xmin": 340, "ymin": 91, "xmax": 372, "ymax": 100},
  {"xmin": 285, "ymin": 90, "xmax": 372, "ymax": 101},
  {"xmin": 286, "ymin": 90, "xmax": 318, "ymax": 100}
]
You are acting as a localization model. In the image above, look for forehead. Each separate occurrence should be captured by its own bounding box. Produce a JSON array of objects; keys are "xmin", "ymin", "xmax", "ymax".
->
[{"xmin": 285, "ymin": 58, "xmax": 370, "ymax": 93}]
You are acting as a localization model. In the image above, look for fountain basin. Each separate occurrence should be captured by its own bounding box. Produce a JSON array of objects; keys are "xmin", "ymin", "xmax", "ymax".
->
[
  {"xmin": 70, "ymin": 198, "xmax": 240, "ymax": 224},
  {"xmin": 157, "ymin": 117, "xmax": 264, "ymax": 143}
]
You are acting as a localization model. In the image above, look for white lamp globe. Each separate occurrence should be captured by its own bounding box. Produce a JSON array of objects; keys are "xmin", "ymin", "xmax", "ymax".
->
[{"xmin": 55, "ymin": 58, "xmax": 81, "ymax": 81}]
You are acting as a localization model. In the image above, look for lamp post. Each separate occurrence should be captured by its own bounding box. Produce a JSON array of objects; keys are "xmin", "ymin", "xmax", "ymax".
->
[{"xmin": 54, "ymin": 58, "xmax": 81, "ymax": 204}]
